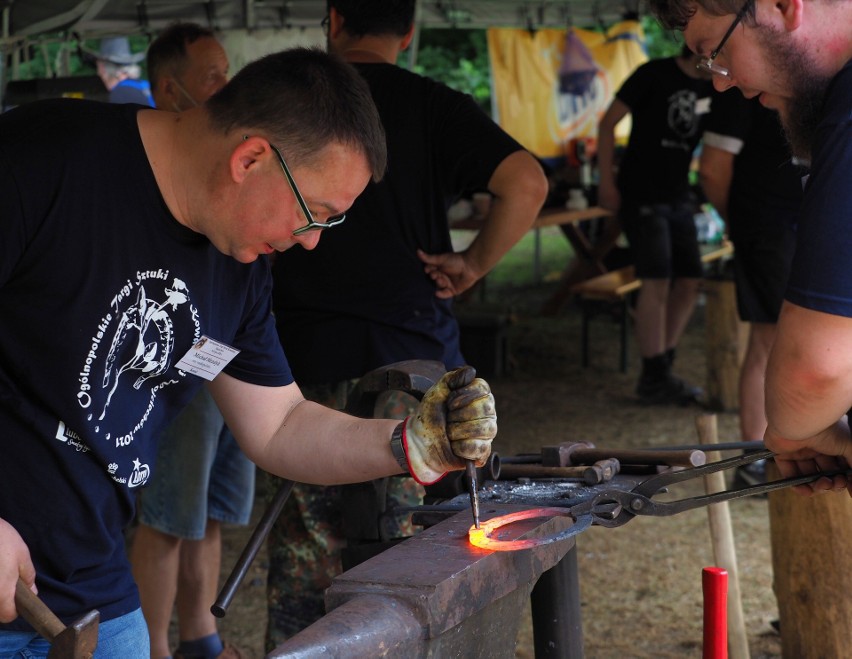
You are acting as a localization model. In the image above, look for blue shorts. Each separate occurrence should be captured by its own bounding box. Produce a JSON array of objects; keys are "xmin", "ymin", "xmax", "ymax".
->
[
  {"xmin": 0, "ymin": 607, "xmax": 149, "ymax": 658},
  {"xmin": 137, "ymin": 388, "xmax": 255, "ymax": 540},
  {"xmin": 622, "ymin": 200, "xmax": 704, "ymax": 280}
]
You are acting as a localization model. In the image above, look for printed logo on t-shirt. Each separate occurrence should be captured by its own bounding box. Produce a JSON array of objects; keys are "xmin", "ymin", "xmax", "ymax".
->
[
  {"xmin": 662, "ymin": 89, "xmax": 705, "ymax": 151},
  {"xmin": 128, "ymin": 458, "xmax": 150, "ymax": 488},
  {"xmin": 68, "ymin": 267, "xmax": 203, "ymax": 487},
  {"xmin": 54, "ymin": 420, "xmax": 91, "ymax": 453}
]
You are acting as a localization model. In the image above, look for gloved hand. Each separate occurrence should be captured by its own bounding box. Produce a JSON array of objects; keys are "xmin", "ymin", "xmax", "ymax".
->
[{"xmin": 403, "ymin": 365, "xmax": 496, "ymax": 484}]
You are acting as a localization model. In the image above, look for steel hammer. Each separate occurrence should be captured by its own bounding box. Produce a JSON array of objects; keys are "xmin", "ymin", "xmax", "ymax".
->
[{"xmin": 14, "ymin": 579, "xmax": 99, "ymax": 659}]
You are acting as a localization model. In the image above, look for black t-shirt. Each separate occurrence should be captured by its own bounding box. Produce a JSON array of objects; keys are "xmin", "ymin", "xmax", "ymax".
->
[
  {"xmin": 273, "ymin": 63, "xmax": 525, "ymax": 383},
  {"xmin": 616, "ymin": 57, "xmax": 714, "ymax": 207},
  {"xmin": 0, "ymin": 99, "xmax": 291, "ymax": 626},
  {"xmin": 702, "ymin": 89, "xmax": 804, "ymax": 238}
]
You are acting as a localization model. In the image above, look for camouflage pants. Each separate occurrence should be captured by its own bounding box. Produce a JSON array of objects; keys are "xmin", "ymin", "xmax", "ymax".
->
[{"xmin": 263, "ymin": 380, "xmax": 423, "ymax": 652}]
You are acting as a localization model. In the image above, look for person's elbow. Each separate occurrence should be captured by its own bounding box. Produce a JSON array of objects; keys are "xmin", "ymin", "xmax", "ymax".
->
[
  {"xmin": 519, "ymin": 157, "xmax": 549, "ymax": 213},
  {"xmin": 491, "ymin": 151, "xmax": 549, "ymax": 219},
  {"xmin": 767, "ymin": 345, "xmax": 850, "ymax": 441}
]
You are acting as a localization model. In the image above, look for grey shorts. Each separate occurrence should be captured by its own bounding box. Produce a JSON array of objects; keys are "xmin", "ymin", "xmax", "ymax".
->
[{"xmin": 137, "ymin": 388, "xmax": 255, "ymax": 539}]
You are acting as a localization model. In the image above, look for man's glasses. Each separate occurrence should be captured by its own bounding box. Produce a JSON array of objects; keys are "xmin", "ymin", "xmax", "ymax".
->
[
  {"xmin": 321, "ymin": 15, "xmax": 330, "ymax": 36},
  {"xmin": 268, "ymin": 143, "xmax": 346, "ymax": 236},
  {"xmin": 697, "ymin": 0, "xmax": 752, "ymax": 78}
]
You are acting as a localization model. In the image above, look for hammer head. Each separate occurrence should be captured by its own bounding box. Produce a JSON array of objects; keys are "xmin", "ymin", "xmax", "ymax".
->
[
  {"xmin": 48, "ymin": 610, "xmax": 99, "ymax": 659},
  {"xmin": 541, "ymin": 440, "xmax": 595, "ymax": 467}
]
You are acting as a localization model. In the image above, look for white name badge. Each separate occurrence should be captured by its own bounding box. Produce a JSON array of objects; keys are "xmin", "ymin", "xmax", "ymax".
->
[
  {"xmin": 695, "ymin": 96, "xmax": 712, "ymax": 115},
  {"xmin": 175, "ymin": 335, "xmax": 240, "ymax": 381}
]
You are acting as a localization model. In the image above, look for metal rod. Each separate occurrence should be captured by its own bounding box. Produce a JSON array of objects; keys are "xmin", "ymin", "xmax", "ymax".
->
[
  {"xmin": 655, "ymin": 440, "xmax": 764, "ymax": 453},
  {"xmin": 393, "ymin": 504, "xmax": 467, "ymax": 514},
  {"xmin": 211, "ymin": 478, "xmax": 295, "ymax": 617}
]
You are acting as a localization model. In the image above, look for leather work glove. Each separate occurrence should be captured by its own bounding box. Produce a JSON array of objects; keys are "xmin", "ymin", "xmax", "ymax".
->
[{"xmin": 402, "ymin": 366, "xmax": 497, "ymax": 484}]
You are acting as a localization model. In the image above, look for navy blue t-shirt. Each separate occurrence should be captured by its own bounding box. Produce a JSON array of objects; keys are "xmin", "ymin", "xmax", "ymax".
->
[
  {"xmin": 272, "ymin": 63, "xmax": 525, "ymax": 383},
  {"xmin": 785, "ymin": 59, "xmax": 852, "ymax": 316},
  {"xmin": 0, "ymin": 99, "xmax": 292, "ymax": 626}
]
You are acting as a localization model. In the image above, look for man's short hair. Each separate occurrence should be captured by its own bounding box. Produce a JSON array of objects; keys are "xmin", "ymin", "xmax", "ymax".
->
[
  {"xmin": 148, "ymin": 22, "xmax": 216, "ymax": 90},
  {"xmin": 327, "ymin": 0, "xmax": 415, "ymax": 38},
  {"xmin": 650, "ymin": 0, "xmax": 749, "ymax": 30},
  {"xmin": 206, "ymin": 47, "xmax": 387, "ymax": 182}
]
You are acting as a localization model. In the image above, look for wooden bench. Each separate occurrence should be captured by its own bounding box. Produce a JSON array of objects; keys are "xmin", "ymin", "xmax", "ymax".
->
[
  {"xmin": 570, "ymin": 240, "xmax": 734, "ymax": 372},
  {"xmin": 571, "ymin": 266, "xmax": 640, "ymax": 373},
  {"xmin": 700, "ymin": 240, "xmax": 734, "ymax": 272}
]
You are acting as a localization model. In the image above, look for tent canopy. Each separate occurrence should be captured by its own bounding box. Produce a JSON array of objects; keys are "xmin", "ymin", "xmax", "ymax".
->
[{"xmin": 3, "ymin": 1, "xmax": 648, "ymax": 39}]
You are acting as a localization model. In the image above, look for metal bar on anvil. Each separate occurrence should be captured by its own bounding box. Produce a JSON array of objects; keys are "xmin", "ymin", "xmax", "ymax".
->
[
  {"xmin": 500, "ymin": 440, "xmax": 764, "ymax": 465},
  {"xmin": 267, "ymin": 504, "xmax": 583, "ymax": 659}
]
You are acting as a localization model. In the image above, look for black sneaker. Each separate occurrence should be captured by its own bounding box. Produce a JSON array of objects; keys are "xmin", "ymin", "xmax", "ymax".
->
[
  {"xmin": 636, "ymin": 374, "xmax": 702, "ymax": 406},
  {"xmin": 733, "ymin": 458, "xmax": 767, "ymax": 489}
]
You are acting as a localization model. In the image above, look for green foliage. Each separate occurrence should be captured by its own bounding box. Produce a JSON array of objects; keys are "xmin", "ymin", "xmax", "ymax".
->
[
  {"xmin": 7, "ymin": 33, "xmax": 150, "ymax": 81},
  {"xmin": 641, "ymin": 15, "xmax": 684, "ymax": 59},
  {"xmin": 407, "ymin": 29, "xmax": 492, "ymax": 114},
  {"xmin": 403, "ymin": 19, "xmax": 683, "ymax": 116}
]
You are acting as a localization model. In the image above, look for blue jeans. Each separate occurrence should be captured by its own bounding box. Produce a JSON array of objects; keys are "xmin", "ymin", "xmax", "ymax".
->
[
  {"xmin": 0, "ymin": 608, "xmax": 149, "ymax": 658},
  {"xmin": 137, "ymin": 388, "xmax": 255, "ymax": 539}
]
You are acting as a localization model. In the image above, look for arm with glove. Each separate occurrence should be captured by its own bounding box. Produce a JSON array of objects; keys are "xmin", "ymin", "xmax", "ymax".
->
[
  {"xmin": 209, "ymin": 366, "xmax": 496, "ymax": 486},
  {"xmin": 397, "ymin": 366, "xmax": 496, "ymax": 485}
]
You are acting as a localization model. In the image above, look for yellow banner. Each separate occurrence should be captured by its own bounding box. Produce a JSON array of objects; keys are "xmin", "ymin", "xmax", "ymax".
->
[{"xmin": 487, "ymin": 21, "xmax": 648, "ymax": 158}]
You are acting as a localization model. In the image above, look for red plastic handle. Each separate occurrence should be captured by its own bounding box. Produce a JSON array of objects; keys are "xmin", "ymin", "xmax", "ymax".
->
[{"xmin": 702, "ymin": 566, "xmax": 728, "ymax": 659}]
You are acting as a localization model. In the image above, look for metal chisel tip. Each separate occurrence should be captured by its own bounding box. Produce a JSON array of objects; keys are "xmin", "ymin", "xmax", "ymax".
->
[{"xmin": 465, "ymin": 460, "xmax": 481, "ymax": 529}]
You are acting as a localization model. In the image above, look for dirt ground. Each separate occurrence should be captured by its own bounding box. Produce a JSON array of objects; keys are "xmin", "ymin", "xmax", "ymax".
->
[{"xmin": 211, "ymin": 276, "xmax": 783, "ymax": 658}]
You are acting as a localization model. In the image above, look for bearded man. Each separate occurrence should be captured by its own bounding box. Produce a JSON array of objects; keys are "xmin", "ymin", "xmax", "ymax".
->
[{"xmin": 651, "ymin": 0, "xmax": 851, "ymax": 491}]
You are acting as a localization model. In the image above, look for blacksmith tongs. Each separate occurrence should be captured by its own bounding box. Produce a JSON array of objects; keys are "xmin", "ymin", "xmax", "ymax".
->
[
  {"xmin": 478, "ymin": 449, "xmax": 852, "ymax": 549},
  {"xmin": 570, "ymin": 449, "xmax": 848, "ymax": 532}
]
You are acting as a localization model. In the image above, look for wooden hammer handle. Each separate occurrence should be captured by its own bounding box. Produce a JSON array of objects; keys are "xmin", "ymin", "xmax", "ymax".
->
[{"xmin": 15, "ymin": 578, "xmax": 64, "ymax": 641}]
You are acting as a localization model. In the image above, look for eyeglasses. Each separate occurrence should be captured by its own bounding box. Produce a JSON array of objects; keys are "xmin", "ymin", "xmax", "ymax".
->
[
  {"xmin": 321, "ymin": 15, "xmax": 330, "ymax": 36},
  {"xmin": 268, "ymin": 143, "xmax": 346, "ymax": 236},
  {"xmin": 697, "ymin": 0, "xmax": 752, "ymax": 78}
]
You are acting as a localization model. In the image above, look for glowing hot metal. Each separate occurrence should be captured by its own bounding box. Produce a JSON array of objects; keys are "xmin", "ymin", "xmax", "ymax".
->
[{"xmin": 468, "ymin": 507, "xmax": 589, "ymax": 551}]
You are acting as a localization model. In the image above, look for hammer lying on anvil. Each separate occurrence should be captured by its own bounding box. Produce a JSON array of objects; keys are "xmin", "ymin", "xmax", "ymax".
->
[
  {"xmin": 498, "ymin": 441, "xmax": 705, "ymax": 484},
  {"xmin": 14, "ymin": 579, "xmax": 99, "ymax": 659},
  {"xmin": 499, "ymin": 459, "xmax": 620, "ymax": 484}
]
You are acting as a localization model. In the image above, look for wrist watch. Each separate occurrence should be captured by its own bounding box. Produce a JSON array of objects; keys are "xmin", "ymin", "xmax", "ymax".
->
[{"xmin": 390, "ymin": 420, "xmax": 409, "ymax": 472}]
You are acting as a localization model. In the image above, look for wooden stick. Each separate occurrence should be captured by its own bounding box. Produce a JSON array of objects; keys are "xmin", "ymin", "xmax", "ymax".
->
[{"xmin": 695, "ymin": 414, "xmax": 750, "ymax": 659}]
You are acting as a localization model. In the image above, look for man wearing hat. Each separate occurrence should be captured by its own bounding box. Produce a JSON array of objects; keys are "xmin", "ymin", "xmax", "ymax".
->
[{"xmin": 96, "ymin": 36, "xmax": 154, "ymax": 106}]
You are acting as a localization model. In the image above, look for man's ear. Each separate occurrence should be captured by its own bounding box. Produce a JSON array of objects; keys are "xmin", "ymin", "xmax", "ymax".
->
[
  {"xmin": 758, "ymin": 0, "xmax": 803, "ymax": 31},
  {"xmin": 230, "ymin": 135, "xmax": 268, "ymax": 183},
  {"xmin": 400, "ymin": 24, "xmax": 416, "ymax": 51},
  {"xmin": 328, "ymin": 7, "xmax": 346, "ymax": 39},
  {"xmin": 780, "ymin": 0, "xmax": 803, "ymax": 31},
  {"xmin": 155, "ymin": 76, "xmax": 180, "ymax": 110}
]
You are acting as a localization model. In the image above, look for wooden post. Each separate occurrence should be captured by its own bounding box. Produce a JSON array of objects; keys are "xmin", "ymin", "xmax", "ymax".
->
[
  {"xmin": 696, "ymin": 414, "xmax": 750, "ymax": 659},
  {"xmin": 703, "ymin": 279, "xmax": 747, "ymax": 411},
  {"xmin": 767, "ymin": 462, "xmax": 852, "ymax": 658}
]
